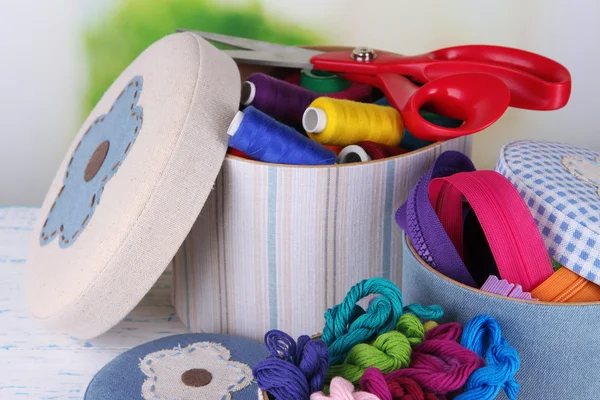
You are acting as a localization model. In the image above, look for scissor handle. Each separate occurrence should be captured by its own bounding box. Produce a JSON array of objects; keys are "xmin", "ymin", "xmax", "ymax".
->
[
  {"xmin": 425, "ymin": 45, "xmax": 572, "ymax": 110},
  {"xmin": 311, "ymin": 45, "xmax": 571, "ymax": 111},
  {"xmin": 344, "ymin": 72, "xmax": 511, "ymax": 141}
]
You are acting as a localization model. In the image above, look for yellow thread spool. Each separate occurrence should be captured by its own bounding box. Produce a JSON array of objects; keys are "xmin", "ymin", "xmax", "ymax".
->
[{"xmin": 303, "ymin": 97, "xmax": 404, "ymax": 147}]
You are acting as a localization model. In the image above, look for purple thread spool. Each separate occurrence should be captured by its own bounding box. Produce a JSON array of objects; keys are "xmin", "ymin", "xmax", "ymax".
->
[
  {"xmin": 242, "ymin": 73, "xmax": 372, "ymax": 126},
  {"xmin": 227, "ymin": 106, "xmax": 336, "ymax": 165}
]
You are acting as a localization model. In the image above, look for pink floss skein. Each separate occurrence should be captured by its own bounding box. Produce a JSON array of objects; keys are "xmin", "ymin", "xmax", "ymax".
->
[
  {"xmin": 360, "ymin": 367, "xmax": 443, "ymax": 400},
  {"xmin": 311, "ymin": 377, "xmax": 379, "ymax": 400},
  {"xmin": 384, "ymin": 323, "xmax": 483, "ymax": 395}
]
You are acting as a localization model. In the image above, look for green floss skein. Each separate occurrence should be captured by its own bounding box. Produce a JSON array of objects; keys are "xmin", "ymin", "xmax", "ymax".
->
[
  {"xmin": 326, "ymin": 331, "xmax": 412, "ymax": 384},
  {"xmin": 396, "ymin": 313, "xmax": 425, "ymax": 346},
  {"xmin": 325, "ymin": 314, "xmax": 425, "ymax": 384}
]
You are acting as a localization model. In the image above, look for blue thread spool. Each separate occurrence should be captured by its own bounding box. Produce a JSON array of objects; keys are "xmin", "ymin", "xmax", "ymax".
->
[{"xmin": 227, "ymin": 106, "xmax": 336, "ymax": 165}]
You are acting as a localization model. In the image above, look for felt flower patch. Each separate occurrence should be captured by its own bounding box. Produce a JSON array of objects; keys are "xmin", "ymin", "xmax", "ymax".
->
[
  {"xmin": 563, "ymin": 154, "xmax": 600, "ymax": 196},
  {"xmin": 139, "ymin": 341, "xmax": 253, "ymax": 400},
  {"xmin": 40, "ymin": 76, "xmax": 143, "ymax": 248}
]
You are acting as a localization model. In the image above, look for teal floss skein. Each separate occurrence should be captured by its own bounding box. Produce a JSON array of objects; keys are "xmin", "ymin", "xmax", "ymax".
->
[{"xmin": 227, "ymin": 107, "xmax": 336, "ymax": 165}]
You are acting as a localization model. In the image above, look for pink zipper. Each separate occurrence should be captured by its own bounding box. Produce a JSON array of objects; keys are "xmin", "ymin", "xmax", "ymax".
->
[{"xmin": 428, "ymin": 170, "xmax": 554, "ymax": 292}]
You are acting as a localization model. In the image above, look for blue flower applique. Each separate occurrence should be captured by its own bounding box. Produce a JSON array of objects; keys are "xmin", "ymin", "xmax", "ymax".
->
[{"xmin": 40, "ymin": 76, "xmax": 144, "ymax": 248}]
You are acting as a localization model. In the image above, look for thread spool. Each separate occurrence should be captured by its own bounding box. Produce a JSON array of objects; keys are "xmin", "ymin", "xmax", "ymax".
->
[
  {"xmin": 242, "ymin": 73, "xmax": 372, "ymax": 127},
  {"xmin": 304, "ymin": 98, "xmax": 404, "ymax": 147},
  {"xmin": 338, "ymin": 141, "xmax": 408, "ymax": 163},
  {"xmin": 337, "ymin": 145, "xmax": 372, "ymax": 164},
  {"xmin": 227, "ymin": 107, "xmax": 336, "ymax": 165},
  {"xmin": 375, "ymin": 97, "xmax": 464, "ymax": 150},
  {"xmin": 227, "ymin": 147, "xmax": 253, "ymax": 160},
  {"xmin": 300, "ymin": 69, "xmax": 351, "ymax": 93},
  {"xmin": 322, "ymin": 144, "xmax": 343, "ymax": 155}
]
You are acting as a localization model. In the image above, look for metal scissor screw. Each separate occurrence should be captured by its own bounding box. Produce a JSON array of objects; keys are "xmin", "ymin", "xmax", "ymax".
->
[{"xmin": 351, "ymin": 47, "xmax": 377, "ymax": 62}]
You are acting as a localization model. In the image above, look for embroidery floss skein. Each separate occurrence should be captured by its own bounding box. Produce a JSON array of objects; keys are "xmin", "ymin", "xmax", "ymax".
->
[
  {"xmin": 322, "ymin": 278, "xmax": 404, "ymax": 365},
  {"xmin": 325, "ymin": 313, "xmax": 424, "ymax": 384},
  {"xmin": 456, "ymin": 315, "xmax": 520, "ymax": 400},
  {"xmin": 242, "ymin": 73, "xmax": 371, "ymax": 126},
  {"xmin": 360, "ymin": 367, "xmax": 442, "ymax": 400},
  {"xmin": 228, "ymin": 107, "xmax": 336, "ymax": 165},
  {"xmin": 384, "ymin": 323, "xmax": 483, "ymax": 395},
  {"xmin": 303, "ymin": 98, "xmax": 404, "ymax": 146},
  {"xmin": 311, "ymin": 377, "xmax": 379, "ymax": 400},
  {"xmin": 253, "ymin": 330, "xmax": 330, "ymax": 400}
]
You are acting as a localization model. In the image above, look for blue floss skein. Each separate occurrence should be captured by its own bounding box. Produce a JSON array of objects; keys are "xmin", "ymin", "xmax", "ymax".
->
[
  {"xmin": 253, "ymin": 330, "xmax": 330, "ymax": 399},
  {"xmin": 403, "ymin": 303, "xmax": 444, "ymax": 321},
  {"xmin": 228, "ymin": 106, "xmax": 336, "ymax": 165},
  {"xmin": 456, "ymin": 314, "xmax": 521, "ymax": 400},
  {"xmin": 322, "ymin": 278, "xmax": 404, "ymax": 365}
]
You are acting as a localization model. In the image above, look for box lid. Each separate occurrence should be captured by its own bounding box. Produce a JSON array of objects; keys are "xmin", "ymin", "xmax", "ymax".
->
[
  {"xmin": 496, "ymin": 140, "xmax": 600, "ymax": 284},
  {"xmin": 26, "ymin": 32, "xmax": 240, "ymax": 338}
]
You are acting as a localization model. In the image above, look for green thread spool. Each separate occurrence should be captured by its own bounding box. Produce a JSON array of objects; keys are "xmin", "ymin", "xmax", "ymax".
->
[{"xmin": 300, "ymin": 69, "xmax": 351, "ymax": 93}]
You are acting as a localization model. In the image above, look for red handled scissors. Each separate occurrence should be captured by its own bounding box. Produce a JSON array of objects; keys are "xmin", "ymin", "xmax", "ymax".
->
[{"xmin": 183, "ymin": 30, "xmax": 571, "ymax": 141}]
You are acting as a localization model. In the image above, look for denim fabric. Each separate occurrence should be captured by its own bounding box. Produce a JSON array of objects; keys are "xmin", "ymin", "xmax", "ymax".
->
[
  {"xmin": 85, "ymin": 333, "xmax": 267, "ymax": 399},
  {"xmin": 402, "ymin": 234, "xmax": 600, "ymax": 400}
]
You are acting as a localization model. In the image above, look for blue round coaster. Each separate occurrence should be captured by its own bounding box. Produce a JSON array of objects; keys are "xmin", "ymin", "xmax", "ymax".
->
[{"xmin": 85, "ymin": 333, "xmax": 267, "ymax": 399}]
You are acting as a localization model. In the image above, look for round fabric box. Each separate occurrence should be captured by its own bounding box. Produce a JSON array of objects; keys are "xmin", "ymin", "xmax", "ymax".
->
[
  {"xmin": 26, "ymin": 34, "xmax": 471, "ymax": 341},
  {"xmin": 402, "ymin": 235, "xmax": 600, "ymax": 400},
  {"xmin": 496, "ymin": 140, "xmax": 600, "ymax": 284},
  {"xmin": 84, "ymin": 333, "xmax": 267, "ymax": 399}
]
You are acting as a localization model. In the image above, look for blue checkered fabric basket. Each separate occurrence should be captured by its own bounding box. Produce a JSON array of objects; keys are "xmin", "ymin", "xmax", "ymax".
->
[{"xmin": 496, "ymin": 140, "xmax": 600, "ymax": 284}]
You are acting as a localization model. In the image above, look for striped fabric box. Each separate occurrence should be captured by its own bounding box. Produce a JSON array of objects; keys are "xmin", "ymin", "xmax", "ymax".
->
[{"xmin": 172, "ymin": 137, "xmax": 471, "ymax": 341}]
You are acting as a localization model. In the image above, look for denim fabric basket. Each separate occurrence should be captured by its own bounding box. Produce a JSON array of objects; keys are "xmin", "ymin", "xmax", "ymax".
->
[{"xmin": 402, "ymin": 235, "xmax": 600, "ymax": 400}]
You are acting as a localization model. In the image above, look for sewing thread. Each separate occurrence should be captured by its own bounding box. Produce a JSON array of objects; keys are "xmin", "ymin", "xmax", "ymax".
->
[
  {"xmin": 300, "ymin": 69, "xmax": 351, "ymax": 93},
  {"xmin": 253, "ymin": 330, "xmax": 330, "ymax": 399},
  {"xmin": 227, "ymin": 107, "xmax": 336, "ymax": 165},
  {"xmin": 384, "ymin": 323, "xmax": 483, "ymax": 395},
  {"xmin": 303, "ymin": 98, "xmax": 404, "ymax": 146},
  {"xmin": 242, "ymin": 73, "xmax": 371, "ymax": 126},
  {"xmin": 311, "ymin": 377, "xmax": 379, "ymax": 400},
  {"xmin": 423, "ymin": 321, "xmax": 439, "ymax": 333},
  {"xmin": 358, "ymin": 141, "xmax": 408, "ymax": 160},
  {"xmin": 326, "ymin": 313, "xmax": 424, "ymax": 384},
  {"xmin": 456, "ymin": 315, "xmax": 520, "ymax": 400},
  {"xmin": 403, "ymin": 303, "xmax": 444, "ymax": 321},
  {"xmin": 322, "ymin": 278, "xmax": 404, "ymax": 365},
  {"xmin": 360, "ymin": 367, "xmax": 440, "ymax": 400}
]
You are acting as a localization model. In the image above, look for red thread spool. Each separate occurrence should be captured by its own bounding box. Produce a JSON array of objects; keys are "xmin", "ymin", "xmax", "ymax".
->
[
  {"xmin": 359, "ymin": 141, "xmax": 408, "ymax": 160},
  {"xmin": 227, "ymin": 147, "xmax": 253, "ymax": 160},
  {"xmin": 323, "ymin": 144, "xmax": 344, "ymax": 155}
]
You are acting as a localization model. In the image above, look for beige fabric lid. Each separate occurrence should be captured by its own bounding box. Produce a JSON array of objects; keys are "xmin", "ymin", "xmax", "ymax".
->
[{"xmin": 26, "ymin": 32, "xmax": 240, "ymax": 338}]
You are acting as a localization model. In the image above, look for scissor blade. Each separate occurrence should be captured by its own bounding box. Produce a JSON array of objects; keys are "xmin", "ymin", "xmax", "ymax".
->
[
  {"xmin": 222, "ymin": 49, "xmax": 321, "ymax": 69},
  {"xmin": 178, "ymin": 29, "xmax": 297, "ymax": 53}
]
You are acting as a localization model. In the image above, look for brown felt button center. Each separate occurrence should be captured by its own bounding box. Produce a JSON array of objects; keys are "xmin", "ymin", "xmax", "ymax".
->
[
  {"xmin": 84, "ymin": 141, "xmax": 110, "ymax": 182},
  {"xmin": 181, "ymin": 368, "xmax": 213, "ymax": 387}
]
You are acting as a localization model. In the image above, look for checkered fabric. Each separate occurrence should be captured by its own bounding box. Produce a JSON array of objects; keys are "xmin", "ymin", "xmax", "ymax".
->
[{"xmin": 496, "ymin": 141, "xmax": 600, "ymax": 284}]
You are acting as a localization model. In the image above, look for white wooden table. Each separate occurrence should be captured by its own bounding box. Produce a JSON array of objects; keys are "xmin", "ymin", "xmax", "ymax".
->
[{"xmin": 0, "ymin": 207, "xmax": 189, "ymax": 399}]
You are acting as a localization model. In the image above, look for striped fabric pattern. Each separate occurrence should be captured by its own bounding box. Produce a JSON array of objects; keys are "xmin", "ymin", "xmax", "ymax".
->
[{"xmin": 173, "ymin": 137, "xmax": 471, "ymax": 341}]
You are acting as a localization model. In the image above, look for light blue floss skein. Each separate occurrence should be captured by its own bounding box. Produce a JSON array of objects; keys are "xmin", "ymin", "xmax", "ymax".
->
[{"xmin": 456, "ymin": 314, "xmax": 521, "ymax": 400}]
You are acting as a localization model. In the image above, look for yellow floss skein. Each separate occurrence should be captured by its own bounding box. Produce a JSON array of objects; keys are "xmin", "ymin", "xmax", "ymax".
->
[
  {"xmin": 303, "ymin": 97, "xmax": 404, "ymax": 147},
  {"xmin": 423, "ymin": 321, "xmax": 439, "ymax": 333}
]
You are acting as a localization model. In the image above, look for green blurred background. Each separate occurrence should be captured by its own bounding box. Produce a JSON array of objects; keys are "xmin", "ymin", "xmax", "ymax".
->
[{"xmin": 83, "ymin": 0, "xmax": 321, "ymax": 115}]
